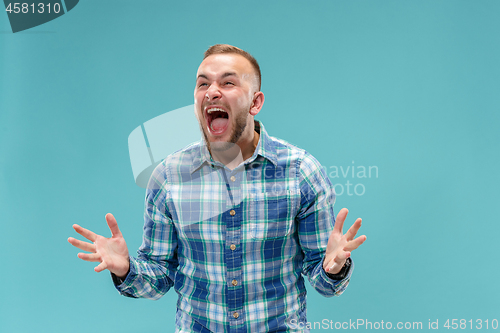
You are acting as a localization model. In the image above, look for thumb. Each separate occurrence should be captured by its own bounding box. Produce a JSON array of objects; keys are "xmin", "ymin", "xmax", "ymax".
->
[
  {"xmin": 326, "ymin": 251, "xmax": 350, "ymax": 274},
  {"xmin": 106, "ymin": 213, "xmax": 122, "ymax": 238}
]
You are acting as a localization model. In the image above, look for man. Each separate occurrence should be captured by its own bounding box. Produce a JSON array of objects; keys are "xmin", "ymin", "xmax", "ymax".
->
[{"xmin": 68, "ymin": 44, "xmax": 366, "ymax": 332}]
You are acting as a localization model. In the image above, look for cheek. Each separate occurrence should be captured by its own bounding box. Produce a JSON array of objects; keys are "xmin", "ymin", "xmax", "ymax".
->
[
  {"xmin": 193, "ymin": 96, "xmax": 204, "ymax": 119},
  {"xmin": 235, "ymin": 94, "xmax": 250, "ymax": 110},
  {"xmin": 194, "ymin": 95, "xmax": 205, "ymax": 114},
  {"xmin": 194, "ymin": 90, "xmax": 205, "ymax": 103}
]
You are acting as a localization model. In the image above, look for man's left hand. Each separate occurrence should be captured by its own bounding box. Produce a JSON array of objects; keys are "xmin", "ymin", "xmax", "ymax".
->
[{"xmin": 323, "ymin": 208, "xmax": 367, "ymax": 275}]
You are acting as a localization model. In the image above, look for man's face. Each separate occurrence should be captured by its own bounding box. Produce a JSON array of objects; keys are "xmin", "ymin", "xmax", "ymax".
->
[{"xmin": 194, "ymin": 53, "xmax": 258, "ymax": 151}]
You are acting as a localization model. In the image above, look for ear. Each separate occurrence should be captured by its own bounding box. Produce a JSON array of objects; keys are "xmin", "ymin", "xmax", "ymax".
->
[{"xmin": 249, "ymin": 91, "xmax": 265, "ymax": 116}]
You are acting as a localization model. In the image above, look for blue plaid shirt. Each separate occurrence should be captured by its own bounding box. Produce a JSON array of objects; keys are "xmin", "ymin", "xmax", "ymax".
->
[{"xmin": 114, "ymin": 121, "xmax": 353, "ymax": 332}]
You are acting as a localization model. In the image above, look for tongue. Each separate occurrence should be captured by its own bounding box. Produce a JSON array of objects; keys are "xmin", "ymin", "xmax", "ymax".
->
[{"xmin": 211, "ymin": 118, "xmax": 228, "ymax": 132}]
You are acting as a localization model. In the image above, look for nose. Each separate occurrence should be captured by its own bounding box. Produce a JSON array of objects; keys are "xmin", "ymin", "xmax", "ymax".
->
[{"xmin": 205, "ymin": 84, "xmax": 221, "ymax": 101}]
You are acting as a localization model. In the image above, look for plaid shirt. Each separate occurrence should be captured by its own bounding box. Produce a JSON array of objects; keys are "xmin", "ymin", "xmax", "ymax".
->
[{"xmin": 114, "ymin": 121, "xmax": 353, "ymax": 332}]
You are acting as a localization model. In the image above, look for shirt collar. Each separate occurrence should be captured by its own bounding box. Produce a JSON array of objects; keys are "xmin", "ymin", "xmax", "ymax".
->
[
  {"xmin": 190, "ymin": 138, "xmax": 213, "ymax": 173},
  {"xmin": 190, "ymin": 120, "xmax": 278, "ymax": 174},
  {"xmin": 250, "ymin": 121, "xmax": 278, "ymax": 167}
]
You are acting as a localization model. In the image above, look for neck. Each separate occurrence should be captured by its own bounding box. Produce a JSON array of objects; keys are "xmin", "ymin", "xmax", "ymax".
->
[
  {"xmin": 239, "ymin": 129, "xmax": 260, "ymax": 161},
  {"xmin": 210, "ymin": 130, "xmax": 260, "ymax": 170}
]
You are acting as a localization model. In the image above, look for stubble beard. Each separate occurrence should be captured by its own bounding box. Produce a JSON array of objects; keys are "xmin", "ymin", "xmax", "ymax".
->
[{"xmin": 201, "ymin": 107, "xmax": 248, "ymax": 153}]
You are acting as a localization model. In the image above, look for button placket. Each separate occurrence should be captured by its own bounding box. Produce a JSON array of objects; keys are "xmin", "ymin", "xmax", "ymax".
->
[{"xmin": 222, "ymin": 168, "xmax": 245, "ymax": 328}]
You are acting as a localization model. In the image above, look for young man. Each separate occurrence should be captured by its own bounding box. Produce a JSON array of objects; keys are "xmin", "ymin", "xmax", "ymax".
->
[{"xmin": 68, "ymin": 44, "xmax": 366, "ymax": 332}]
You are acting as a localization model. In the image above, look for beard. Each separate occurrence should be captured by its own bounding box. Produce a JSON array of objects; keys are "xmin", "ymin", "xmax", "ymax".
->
[{"xmin": 201, "ymin": 108, "xmax": 248, "ymax": 153}]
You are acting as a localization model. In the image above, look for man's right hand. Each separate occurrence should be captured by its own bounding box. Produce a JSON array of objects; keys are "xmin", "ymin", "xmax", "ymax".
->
[{"xmin": 68, "ymin": 213, "xmax": 130, "ymax": 279}]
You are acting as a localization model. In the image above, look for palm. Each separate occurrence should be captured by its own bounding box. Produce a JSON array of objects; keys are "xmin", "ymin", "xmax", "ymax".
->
[
  {"xmin": 323, "ymin": 208, "xmax": 366, "ymax": 275},
  {"xmin": 94, "ymin": 232, "xmax": 129, "ymax": 275},
  {"xmin": 68, "ymin": 213, "xmax": 130, "ymax": 278}
]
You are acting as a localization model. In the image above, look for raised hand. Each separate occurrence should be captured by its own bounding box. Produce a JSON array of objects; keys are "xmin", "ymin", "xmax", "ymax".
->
[
  {"xmin": 323, "ymin": 208, "xmax": 367, "ymax": 275},
  {"xmin": 68, "ymin": 213, "xmax": 130, "ymax": 278}
]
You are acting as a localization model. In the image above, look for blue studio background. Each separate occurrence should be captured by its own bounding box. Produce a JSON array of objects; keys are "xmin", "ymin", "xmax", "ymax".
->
[{"xmin": 1, "ymin": 1, "xmax": 499, "ymax": 332}]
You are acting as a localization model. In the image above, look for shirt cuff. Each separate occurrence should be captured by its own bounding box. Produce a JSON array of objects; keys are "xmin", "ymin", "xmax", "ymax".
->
[
  {"xmin": 321, "ymin": 257, "xmax": 354, "ymax": 296},
  {"xmin": 325, "ymin": 257, "xmax": 352, "ymax": 280}
]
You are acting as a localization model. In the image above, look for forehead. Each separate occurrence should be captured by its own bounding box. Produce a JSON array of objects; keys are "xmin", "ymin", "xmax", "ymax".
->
[{"xmin": 197, "ymin": 53, "xmax": 254, "ymax": 79}]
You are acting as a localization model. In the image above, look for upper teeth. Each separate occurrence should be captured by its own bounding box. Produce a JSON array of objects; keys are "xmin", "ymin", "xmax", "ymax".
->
[{"xmin": 207, "ymin": 108, "xmax": 226, "ymax": 113}]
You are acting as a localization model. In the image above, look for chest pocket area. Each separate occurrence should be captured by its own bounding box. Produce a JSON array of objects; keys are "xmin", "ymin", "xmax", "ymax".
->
[{"xmin": 248, "ymin": 189, "xmax": 298, "ymax": 239}]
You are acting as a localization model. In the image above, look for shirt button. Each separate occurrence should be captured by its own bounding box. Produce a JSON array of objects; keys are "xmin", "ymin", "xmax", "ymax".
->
[
  {"xmin": 233, "ymin": 312, "xmax": 239, "ymax": 319},
  {"xmin": 230, "ymin": 176, "xmax": 236, "ymax": 182},
  {"xmin": 231, "ymin": 279, "xmax": 238, "ymax": 286},
  {"xmin": 230, "ymin": 209, "xmax": 236, "ymax": 216},
  {"xmin": 230, "ymin": 244, "xmax": 236, "ymax": 251}
]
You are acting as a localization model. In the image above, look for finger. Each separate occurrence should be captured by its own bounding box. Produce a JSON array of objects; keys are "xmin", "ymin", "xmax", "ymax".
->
[
  {"xmin": 94, "ymin": 261, "xmax": 108, "ymax": 273},
  {"xmin": 106, "ymin": 213, "xmax": 122, "ymax": 238},
  {"xmin": 345, "ymin": 218, "xmax": 362, "ymax": 241},
  {"xmin": 77, "ymin": 252, "xmax": 102, "ymax": 262},
  {"xmin": 333, "ymin": 208, "xmax": 348, "ymax": 234},
  {"xmin": 68, "ymin": 237, "xmax": 96, "ymax": 253},
  {"xmin": 72, "ymin": 224, "xmax": 98, "ymax": 242},
  {"xmin": 343, "ymin": 235, "xmax": 367, "ymax": 251}
]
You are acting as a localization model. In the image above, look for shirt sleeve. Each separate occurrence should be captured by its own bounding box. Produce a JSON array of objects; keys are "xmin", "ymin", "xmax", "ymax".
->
[
  {"xmin": 113, "ymin": 161, "xmax": 179, "ymax": 300},
  {"xmin": 297, "ymin": 153, "xmax": 353, "ymax": 297}
]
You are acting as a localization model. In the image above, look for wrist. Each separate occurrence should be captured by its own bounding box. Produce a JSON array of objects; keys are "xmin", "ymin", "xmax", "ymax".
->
[
  {"xmin": 116, "ymin": 267, "xmax": 130, "ymax": 280},
  {"xmin": 325, "ymin": 257, "xmax": 351, "ymax": 280},
  {"xmin": 114, "ymin": 257, "xmax": 131, "ymax": 280},
  {"xmin": 112, "ymin": 266, "xmax": 130, "ymax": 285}
]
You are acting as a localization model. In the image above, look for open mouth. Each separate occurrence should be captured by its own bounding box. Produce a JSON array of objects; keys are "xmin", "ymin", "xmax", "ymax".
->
[{"xmin": 206, "ymin": 107, "xmax": 229, "ymax": 135}]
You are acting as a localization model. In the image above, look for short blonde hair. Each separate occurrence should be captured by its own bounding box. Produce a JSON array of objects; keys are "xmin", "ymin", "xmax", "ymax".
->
[{"xmin": 204, "ymin": 44, "xmax": 261, "ymax": 91}]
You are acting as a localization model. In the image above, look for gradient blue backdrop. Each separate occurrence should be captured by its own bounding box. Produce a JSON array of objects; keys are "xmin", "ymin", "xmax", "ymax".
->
[{"xmin": 1, "ymin": 1, "xmax": 499, "ymax": 332}]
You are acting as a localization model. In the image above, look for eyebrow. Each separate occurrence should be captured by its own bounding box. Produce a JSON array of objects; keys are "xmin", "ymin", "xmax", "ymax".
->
[
  {"xmin": 221, "ymin": 72, "xmax": 238, "ymax": 79},
  {"xmin": 196, "ymin": 72, "xmax": 238, "ymax": 81}
]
